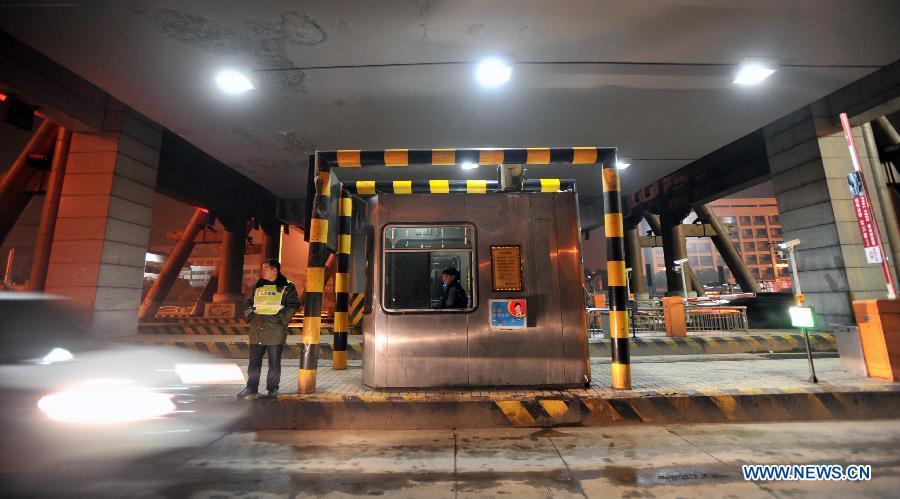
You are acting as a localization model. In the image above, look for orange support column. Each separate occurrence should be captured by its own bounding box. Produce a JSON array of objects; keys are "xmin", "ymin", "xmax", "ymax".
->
[
  {"xmin": 662, "ymin": 296, "xmax": 687, "ymax": 337},
  {"xmin": 853, "ymin": 299, "xmax": 900, "ymax": 381}
]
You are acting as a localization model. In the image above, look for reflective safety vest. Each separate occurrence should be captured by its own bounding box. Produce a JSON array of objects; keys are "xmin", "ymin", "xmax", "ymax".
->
[{"xmin": 253, "ymin": 285, "xmax": 285, "ymax": 315}]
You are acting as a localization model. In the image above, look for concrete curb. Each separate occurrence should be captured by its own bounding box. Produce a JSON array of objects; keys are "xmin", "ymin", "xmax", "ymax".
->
[
  {"xmin": 199, "ymin": 387, "xmax": 900, "ymax": 430},
  {"xmin": 124, "ymin": 333, "xmax": 836, "ymax": 358}
]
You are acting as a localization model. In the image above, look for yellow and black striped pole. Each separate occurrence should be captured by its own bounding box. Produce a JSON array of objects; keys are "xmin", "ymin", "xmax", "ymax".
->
[
  {"xmin": 332, "ymin": 187, "xmax": 352, "ymax": 370},
  {"xmin": 299, "ymin": 157, "xmax": 332, "ymax": 394},
  {"xmin": 602, "ymin": 160, "xmax": 631, "ymax": 390}
]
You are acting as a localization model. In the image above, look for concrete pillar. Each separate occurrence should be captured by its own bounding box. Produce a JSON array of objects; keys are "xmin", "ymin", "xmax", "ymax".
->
[
  {"xmin": 139, "ymin": 208, "xmax": 207, "ymax": 320},
  {"xmin": 213, "ymin": 219, "xmax": 247, "ymax": 305},
  {"xmin": 652, "ymin": 213, "xmax": 703, "ymax": 296},
  {"xmin": 44, "ymin": 101, "xmax": 161, "ymax": 335},
  {"xmin": 27, "ymin": 127, "xmax": 71, "ymax": 291},
  {"xmin": 624, "ymin": 226, "xmax": 649, "ymax": 299},
  {"xmin": 261, "ymin": 225, "xmax": 280, "ymax": 261},
  {"xmin": 694, "ymin": 203, "xmax": 761, "ymax": 294},
  {"xmin": 765, "ymin": 103, "xmax": 897, "ymax": 327}
]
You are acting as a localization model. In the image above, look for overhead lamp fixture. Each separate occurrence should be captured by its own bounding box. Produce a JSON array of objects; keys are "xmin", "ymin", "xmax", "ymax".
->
[
  {"xmin": 461, "ymin": 162, "xmax": 479, "ymax": 170},
  {"xmin": 616, "ymin": 157, "xmax": 632, "ymax": 170},
  {"xmin": 215, "ymin": 69, "xmax": 255, "ymax": 94},
  {"xmin": 475, "ymin": 57, "xmax": 512, "ymax": 88},
  {"xmin": 731, "ymin": 57, "xmax": 777, "ymax": 85}
]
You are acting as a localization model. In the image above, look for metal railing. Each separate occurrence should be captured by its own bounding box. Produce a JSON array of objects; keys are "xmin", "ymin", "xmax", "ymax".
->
[{"xmin": 586, "ymin": 304, "xmax": 749, "ymax": 337}]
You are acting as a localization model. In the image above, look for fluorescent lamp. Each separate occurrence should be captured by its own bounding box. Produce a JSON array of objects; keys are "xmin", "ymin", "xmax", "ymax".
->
[
  {"xmin": 215, "ymin": 70, "xmax": 255, "ymax": 94},
  {"xmin": 731, "ymin": 58, "xmax": 777, "ymax": 85},
  {"xmin": 616, "ymin": 158, "xmax": 631, "ymax": 170},
  {"xmin": 461, "ymin": 162, "xmax": 479, "ymax": 170},
  {"xmin": 475, "ymin": 58, "xmax": 512, "ymax": 88}
]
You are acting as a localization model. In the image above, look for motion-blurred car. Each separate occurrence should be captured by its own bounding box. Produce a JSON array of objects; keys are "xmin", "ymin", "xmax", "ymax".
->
[{"xmin": 0, "ymin": 292, "xmax": 248, "ymax": 471}]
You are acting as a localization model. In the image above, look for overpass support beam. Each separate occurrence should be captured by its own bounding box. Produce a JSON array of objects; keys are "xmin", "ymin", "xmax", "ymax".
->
[
  {"xmin": 211, "ymin": 218, "xmax": 248, "ymax": 315},
  {"xmin": 694, "ymin": 203, "xmax": 761, "ymax": 294},
  {"xmin": 261, "ymin": 224, "xmax": 281, "ymax": 261},
  {"xmin": 647, "ymin": 213, "xmax": 704, "ymax": 296},
  {"xmin": 26, "ymin": 127, "xmax": 71, "ymax": 291},
  {"xmin": 139, "ymin": 208, "xmax": 208, "ymax": 320},
  {"xmin": 0, "ymin": 120, "xmax": 58, "ymax": 245},
  {"xmin": 624, "ymin": 225, "xmax": 649, "ymax": 299}
]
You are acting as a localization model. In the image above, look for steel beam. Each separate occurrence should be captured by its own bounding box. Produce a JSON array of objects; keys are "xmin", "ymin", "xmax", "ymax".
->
[
  {"xmin": 26, "ymin": 126, "xmax": 71, "ymax": 291},
  {"xmin": 0, "ymin": 120, "xmax": 58, "ymax": 244},
  {"xmin": 139, "ymin": 208, "xmax": 208, "ymax": 319},
  {"xmin": 693, "ymin": 204, "xmax": 761, "ymax": 294}
]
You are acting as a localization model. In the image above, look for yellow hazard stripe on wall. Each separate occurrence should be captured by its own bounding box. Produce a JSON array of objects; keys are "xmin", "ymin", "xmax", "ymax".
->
[
  {"xmin": 356, "ymin": 180, "xmax": 376, "ymax": 195},
  {"xmin": 429, "ymin": 179, "xmax": 450, "ymax": 193},
  {"xmin": 432, "ymin": 148, "xmax": 456, "ymax": 165},
  {"xmin": 393, "ymin": 180, "xmax": 412, "ymax": 194},
  {"xmin": 309, "ymin": 218, "xmax": 328, "ymax": 244},
  {"xmin": 384, "ymin": 149, "xmax": 408, "ymax": 166},
  {"xmin": 540, "ymin": 178, "xmax": 561, "ymax": 192},
  {"xmin": 467, "ymin": 180, "xmax": 487, "ymax": 193},
  {"xmin": 495, "ymin": 401, "xmax": 535, "ymax": 426}
]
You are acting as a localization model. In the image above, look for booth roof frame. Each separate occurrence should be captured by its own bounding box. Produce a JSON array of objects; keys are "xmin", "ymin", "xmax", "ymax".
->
[{"xmin": 297, "ymin": 146, "xmax": 631, "ymax": 394}]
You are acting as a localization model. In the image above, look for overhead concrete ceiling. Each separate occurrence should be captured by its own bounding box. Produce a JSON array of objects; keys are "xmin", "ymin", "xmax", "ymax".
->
[{"xmin": 1, "ymin": 0, "xmax": 899, "ymax": 200}]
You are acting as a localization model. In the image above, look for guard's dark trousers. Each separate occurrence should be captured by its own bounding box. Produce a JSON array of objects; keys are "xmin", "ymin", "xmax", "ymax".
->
[{"xmin": 246, "ymin": 344, "xmax": 284, "ymax": 393}]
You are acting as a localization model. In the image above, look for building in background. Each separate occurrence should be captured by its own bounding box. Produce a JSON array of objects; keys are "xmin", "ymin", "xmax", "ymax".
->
[{"xmin": 649, "ymin": 197, "xmax": 791, "ymax": 294}]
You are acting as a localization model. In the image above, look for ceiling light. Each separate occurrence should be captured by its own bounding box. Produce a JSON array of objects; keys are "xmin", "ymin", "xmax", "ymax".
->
[
  {"xmin": 215, "ymin": 69, "xmax": 255, "ymax": 94},
  {"xmin": 461, "ymin": 162, "xmax": 479, "ymax": 170},
  {"xmin": 616, "ymin": 158, "xmax": 631, "ymax": 170},
  {"xmin": 475, "ymin": 58, "xmax": 512, "ymax": 88},
  {"xmin": 731, "ymin": 58, "xmax": 777, "ymax": 85}
]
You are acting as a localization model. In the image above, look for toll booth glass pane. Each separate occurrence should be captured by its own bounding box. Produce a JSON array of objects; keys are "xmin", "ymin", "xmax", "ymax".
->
[{"xmin": 382, "ymin": 224, "xmax": 475, "ymax": 312}]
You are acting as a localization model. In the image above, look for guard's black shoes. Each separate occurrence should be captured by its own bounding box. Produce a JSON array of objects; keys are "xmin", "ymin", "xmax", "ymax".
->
[
  {"xmin": 236, "ymin": 388, "xmax": 257, "ymax": 400},
  {"xmin": 260, "ymin": 389, "xmax": 279, "ymax": 400}
]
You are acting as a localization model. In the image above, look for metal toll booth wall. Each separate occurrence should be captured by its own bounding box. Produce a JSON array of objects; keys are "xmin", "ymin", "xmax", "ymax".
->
[{"xmin": 363, "ymin": 192, "xmax": 589, "ymax": 389}]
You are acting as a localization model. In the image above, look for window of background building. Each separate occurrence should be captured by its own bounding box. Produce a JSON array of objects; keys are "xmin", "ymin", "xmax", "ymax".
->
[
  {"xmin": 755, "ymin": 228, "xmax": 768, "ymax": 238},
  {"xmin": 754, "ymin": 216, "xmax": 766, "ymax": 225},
  {"xmin": 746, "ymin": 254, "xmax": 758, "ymax": 264},
  {"xmin": 742, "ymin": 229, "xmax": 754, "ymax": 238},
  {"xmin": 759, "ymin": 253, "xmax": 772, "ymax": 264},
  {"xmin": 751, "ymin": 268, "xmax": 761, "ymax": 278},
  {"xmin": 700, "ymin": 256, "xmax": 713, "ymax": 266},
  {"xmin": 756, "ymin": 241, "xmax": 769, "ymax": 251},
  {"xmin": 689, "ymin": 256, "xmax": 700, "ymax": 267},
  {"xmin": 722, "ymin": 216, "xmax": 736, "ymax": 225},
  {"xmin": 382, "ymin": 224, "xmax": 475, "ymax": 312},
  {"xmin": 743, "ymin": 242, "xmax": 755, "ymax": 251},
  {"xmin": 740, "ymin": 216, "xmax": 752, "ymax": 225},
  {"xmin": 761, "ymin": 268, "xmax": 774, "ymax": 279},
  {"xmin": 769, "ymin": 215, "xmax": 780, "ymax": 224},
  {"xmin": 771, "ymin": 227, "xmax": 783, "ymax": 237}
]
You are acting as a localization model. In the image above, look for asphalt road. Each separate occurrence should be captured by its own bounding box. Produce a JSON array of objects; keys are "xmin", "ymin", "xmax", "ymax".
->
[{"xmin": 2, "ymin": 420, "xmax": 899, "ymax": 498}]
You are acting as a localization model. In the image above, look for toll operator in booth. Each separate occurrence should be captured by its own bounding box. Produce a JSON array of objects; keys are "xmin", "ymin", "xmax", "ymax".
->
[
  {"xmin": 439, "ymin": 267, "xmax": 468, "ymax": 309},
  {"xmin": 237, "ymin": 258, "xmax": 300, "ymax": 400}
]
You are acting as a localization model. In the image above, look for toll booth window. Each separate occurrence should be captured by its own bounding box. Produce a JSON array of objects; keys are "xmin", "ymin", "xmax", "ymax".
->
[{"xmin": 382, "ymin": 225, "xmax": 475, "ymax": 312}]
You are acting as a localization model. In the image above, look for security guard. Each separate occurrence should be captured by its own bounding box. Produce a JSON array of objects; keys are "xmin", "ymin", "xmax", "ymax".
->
[{"xmin": 237, "ymin": 258, "xmax": 300, "ymax": 399}]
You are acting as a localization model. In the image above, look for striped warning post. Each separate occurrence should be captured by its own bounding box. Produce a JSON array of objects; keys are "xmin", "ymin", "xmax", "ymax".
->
[
  {"xmin": 603, "ymin": 159, "xmax": 631, "ymax": 390},
  {"xmin": 318, "ymin": 147, "xmax": 611, "ymax": 168},
  {"xmin": 299, "ymin": 157, "xmax": 332, "ymax": 394},
  {"xmin": 332, "ymin": 188, "xmax": 353, "ymax": 370},
  {"xmin": 341, "ymin": 179, "xmax": 578, "ymax": 197}
]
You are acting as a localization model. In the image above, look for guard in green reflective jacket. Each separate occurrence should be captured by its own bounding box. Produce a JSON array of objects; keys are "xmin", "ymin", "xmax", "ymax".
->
[{"xmin": 236, "ymin": 258, "xmax": 300, "ymax": 400}]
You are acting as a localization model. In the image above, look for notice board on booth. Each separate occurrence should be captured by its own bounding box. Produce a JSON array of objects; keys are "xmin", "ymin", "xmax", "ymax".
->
[{"xmin": 491, "ymin": 245, "xmax": 523, "ymax": 291}]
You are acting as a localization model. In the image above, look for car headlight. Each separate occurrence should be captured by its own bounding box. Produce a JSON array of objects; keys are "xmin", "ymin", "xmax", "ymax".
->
[{"xmin": 37, "ymin": 379, "xmax": 175, "ymax": 423}]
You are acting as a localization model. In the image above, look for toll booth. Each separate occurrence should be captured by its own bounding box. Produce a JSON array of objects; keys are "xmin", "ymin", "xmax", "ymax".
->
[
  {"xmin": 297, "ymin": 146, "xmax": 630, "ymax": 395},
  {"xmin": 362, "ymin": 191, "xmax": 589, "ymax": 389}
]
